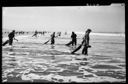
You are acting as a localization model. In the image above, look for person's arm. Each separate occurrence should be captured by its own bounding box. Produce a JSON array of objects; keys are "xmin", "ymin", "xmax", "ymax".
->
[
  {"xmin": 13, "ymin": 37, "xmax": 18, "ymax": 41},
  {"xmin": 13, "ymin": 34, "xmax": 18, "ymax": 41}
]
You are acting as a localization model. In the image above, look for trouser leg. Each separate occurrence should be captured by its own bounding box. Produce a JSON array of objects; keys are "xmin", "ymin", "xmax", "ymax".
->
[
  {"xmin": 72, "ymin": 39, "xmax": 76, "ymax": 46},
  {"xmin": 74, "ymin": 39, "xmax": 77, "ymax": 46},
  {"xmin": 51, "ymin": 39, "xmax": 55, "ymax": 44},
  {"xmin": 9, "ymin": 39, "xmax": 13, "ymax": 45},
  {"xmin": 82, "ymin": 45, "xmax": 88, "ymax": 55},
  {"xmin": 72, "ymin": 40, "xmax": 74, "ymax": 46}
]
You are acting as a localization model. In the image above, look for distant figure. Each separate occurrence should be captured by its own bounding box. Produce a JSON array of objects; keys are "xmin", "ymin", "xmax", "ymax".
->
[
  {"xmin": 57, "ymin": 32, "xmax": 61, "ymax": 36},
  {"xmin": 51, "ymin": 32, "xmax": 55, "ymax": 45},
  {"xmin": 42, "ymin": 31, "xmax": 45, "ymax": 35},
  {"xmin": 22, "ymin": 31, "xmax": 25, "ymax": 34},
  {"xmin": 66, "ymin": 32, "xmax": 77, "ymax": 46},
  {"xmin": 71, "ymin": 29, "xmax": 92, "ymax": 55},
  {"xmin": 2, "ymin": 30, "xmax": 18, "ymax": 46},
  {"xmin": 32, "ymin": 30, "xmax": 38, "ymax": 37},
  {"xmin": 65, "ymin": 32, "xmax": 67, "ymax": 35}
]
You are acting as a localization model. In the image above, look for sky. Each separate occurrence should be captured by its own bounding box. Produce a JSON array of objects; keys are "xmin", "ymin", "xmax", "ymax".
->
[{"xmin": 2, "ymin": 4, "xmax": 125, "ymax": 33}]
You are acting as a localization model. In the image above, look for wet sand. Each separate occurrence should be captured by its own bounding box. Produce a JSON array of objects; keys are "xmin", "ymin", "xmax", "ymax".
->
[{"xmin": 2, "ymin": 35, "xmax": 125, "ymax": 83}]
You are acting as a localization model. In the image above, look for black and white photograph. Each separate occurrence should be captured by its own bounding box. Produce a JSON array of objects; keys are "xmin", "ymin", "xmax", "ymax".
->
[{"xmin": 2, "ymin": 3, "xmax": 125, "ymax": 83}]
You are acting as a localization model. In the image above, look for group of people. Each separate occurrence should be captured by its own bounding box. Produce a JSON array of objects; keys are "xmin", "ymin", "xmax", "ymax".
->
[
  {"xmin": 65, "ymin": 29, "xmax": 92, "ymax": 55},
  {"xmin": 2, "ymin": 29, "xmax": 92, "ymax": 55},
  {"xmin": 32, "ymin": 31, "xmax": 60, "ymax": 38}
]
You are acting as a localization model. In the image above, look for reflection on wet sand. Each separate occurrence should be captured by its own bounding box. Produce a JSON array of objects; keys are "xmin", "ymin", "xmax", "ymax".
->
[{"xmin": 2, "ymin": 35, "xmax": 125, "ymax": 83}]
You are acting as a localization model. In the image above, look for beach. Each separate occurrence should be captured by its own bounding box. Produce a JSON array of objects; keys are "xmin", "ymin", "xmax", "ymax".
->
[{"xmin": 2, "ymin": 33, "xmax": 126, "ymax": 83}]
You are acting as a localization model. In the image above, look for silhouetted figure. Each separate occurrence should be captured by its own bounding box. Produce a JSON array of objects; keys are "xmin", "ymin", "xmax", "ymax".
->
[
  {"xmin": 22, "ymin": 31, "xmax": 25, "ymax": 34},
  {"xmin": 66, "ymin": 32, "xmax": 77, "ymax": 46},
  {"xmin": 82, "ymin": 29, "xmax": 92, "ymax": 55},
  {"xmin": 51, "ymin": 32, "xmax": 55, "ymax": 45},
  {"xmin": 42, "ymin": 31, "xmax": 45, "ymax": 35},
  {"xmin": 71, "ymin": 29, "xmax": 92, "ymax": 55},
  {"xmin": 2, "ymin": 30, "xmax": 18, "ymax": 46},
  {"xmin": 32, "ymin": 30, "xmax": 38, "ymax": 37}
]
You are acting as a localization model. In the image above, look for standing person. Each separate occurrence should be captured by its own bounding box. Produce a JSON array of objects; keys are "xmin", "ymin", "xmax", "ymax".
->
[
  {"xmin": 71, "ymin": 29, "xmax": 92, "ymax": 55},
  {"xmin": 58, "ymin": 32, "xmax": 61, "ymax": 36},
  {"xmin": 2, "ymin": 30, "xmax": 18, "ymax": 46},
  {"xmin": 32, "ymin": 30, "xmax": 38, "ymax": 37},
  {"xmin": 66, "ymin": 32, "xmax": 77, "ymax": 46},
  {"xmin": 42, "ymin": 31, "xmax": 45, "ymax": 35},
  {"xmin": 43, "ymin": 32, "xmax": 59, "ymax": 44},
  {"xmin": 72, "ymin": 32, "xmax": 77, "ymax": 46},
  {"xmin": 81, "ymin": 29, "xmax": 92, "ymax": 55},
  {"xmin": 51, "ymin": 32, "xmax": 55, "ymax": 45}
]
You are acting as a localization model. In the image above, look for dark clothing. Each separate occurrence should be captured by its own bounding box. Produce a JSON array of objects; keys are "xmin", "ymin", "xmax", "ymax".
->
[
  {"xmin": 8, "ymin": 32, "xmax": 15, "ymax": 39},
  {"xmin": 71, "ymin": 33, "xmax": 77, "ymax": 46},
  {"xmin": 51, "ymin": 33, "xmax": 55, "ymax": 44},
  {"xmin": 82, "ymin": 45, "xmax": 88, "ymax": 55},
  {"xmin": 66, "ymin": 32, "xmax": 77, "ymax": 46},
  {"xmin": 9, "ymin": 38, "xmax": 13, "ymax": 45},
  {"xmin": 82, "ymin": 33, "xmax": 90, "ymax": 55},
  {"xmin": 8, "ymin": 32, "xmax": 15, "ymax": 45},
  {"xmin": 72, "ymin": 38, "xmax": 77, "ymax": 46},
  {"xmin": 71, "ymin": 32, "xmax": 90, "ymax": 55},
  {"xmin": 3, "ymin": 31, "xmax": 15, "ymax": 46},
  {"xmin": 51, "ymin": 38, "xmax": 55, "ymax": 44},
  {"xmin": 82, "ymin": 33, "xmax": 89, "ymax": 46}
]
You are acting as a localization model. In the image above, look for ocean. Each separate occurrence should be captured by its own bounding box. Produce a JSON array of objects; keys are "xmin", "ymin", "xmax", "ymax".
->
[{"xmin": 2, "ymin": 32, "xmax": 125, "ymax": 82}]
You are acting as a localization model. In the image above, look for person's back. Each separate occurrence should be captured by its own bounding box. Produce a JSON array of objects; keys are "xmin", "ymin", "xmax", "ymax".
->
[
  {"xmin": 71, "ymin": 32, "xmax": 77, "ymax": 39},
  {"xmin": 73, "ymin": 33, "xmax": 77, "ymax": 39},
  {"xmin": 82, "ymin": 33, "xmax": 87, "ymax": 42},
  {"xmin": 8, "ymin": 31, "xmax": 15, "ymax": 39},
  {"xmin": 71, "ymin": 32, "xmax": 77, "ymax": 46}
]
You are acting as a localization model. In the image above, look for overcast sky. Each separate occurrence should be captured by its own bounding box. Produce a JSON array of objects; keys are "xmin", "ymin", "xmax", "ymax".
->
[{"xmin": 2, "ymin": 4, "xmax": 125, "ymax": 33}]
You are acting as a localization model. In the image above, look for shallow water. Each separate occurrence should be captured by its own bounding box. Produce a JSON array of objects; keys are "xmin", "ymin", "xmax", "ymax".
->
[{"xmin": 2, "ymin": 34, "xmax": 125, "ymax": 83}]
